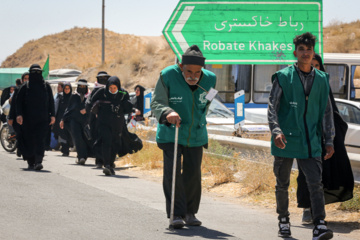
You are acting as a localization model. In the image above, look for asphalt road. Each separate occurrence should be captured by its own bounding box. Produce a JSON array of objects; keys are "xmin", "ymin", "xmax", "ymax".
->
[{"xmin": 0, "ymin": 148, "xmax": 359, "ymax": 240}]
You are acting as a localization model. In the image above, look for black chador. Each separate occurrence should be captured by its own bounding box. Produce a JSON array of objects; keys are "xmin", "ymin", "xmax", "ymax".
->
[
  {"xmin": 15, "ymin": 64, "xmax": 55, "ymax": 170},
  {"xmin": 62, "ymin": 79, "xmax": 92, "ymax": 164},
  {"xmin": 86, "ymin": 76, "xmax": 133, "ymax": 175},
  {"xmin": 54, "ymin": 82, "xmax": 73, "ymax": 156}
]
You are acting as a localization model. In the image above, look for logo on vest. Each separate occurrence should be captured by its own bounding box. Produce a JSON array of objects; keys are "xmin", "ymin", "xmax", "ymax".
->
[
  {"xmin": 289, "ymin": 101, "xmax": 298, "ymax": 108},
  {"xmin": 169, "ymin": 96, "xmax": 183, "ymax": 104},
  {"xmin": 199, "ymin": 92, "xmax": 207, "ymax": 105}
]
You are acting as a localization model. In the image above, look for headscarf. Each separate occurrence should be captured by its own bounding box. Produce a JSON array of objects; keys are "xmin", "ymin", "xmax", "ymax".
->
[
  {"xmin": 313, "ymin": 53, "xmax": 326, "ymax": 72},
  {"xmin": 28, "ymin": 64, "xmax": 44, "ymax": 86},
  {"xmin": 105, "ymin": 76, "xmax": 121, "ymax": 100},
  {"xmin": 76, "ymin": 79, "xmax": 88, "ymax": 101},
  {"xmin": 63, "ymin": 82, "xmax": 73, "ymax": 101},
  {"xmin": 132, "ymin": 85, "xmax": 145, "ymax": 114}
]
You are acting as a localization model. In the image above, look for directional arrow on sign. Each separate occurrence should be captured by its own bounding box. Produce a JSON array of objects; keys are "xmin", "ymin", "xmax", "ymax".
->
[
  {"xmin": 172, "ymin": 6, "xmax": 195, "ymax": 53},
  {"xmin": 163, "ymin": 0, "xmax": 323, "ymax": 65}
]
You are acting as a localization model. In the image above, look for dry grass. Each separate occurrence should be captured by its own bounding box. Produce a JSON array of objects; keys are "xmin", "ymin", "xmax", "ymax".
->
[
  {"xmin": 324, "ymin": 20, "xmax": 360, "ymax": 53},
  {"xmin": 115, "ymin": 128, "xmax": 360, "ymax": 224}
]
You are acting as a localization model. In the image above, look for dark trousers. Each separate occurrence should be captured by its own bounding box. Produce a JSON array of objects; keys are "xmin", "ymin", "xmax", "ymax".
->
[
  {"xmin": 20, "ymin": 121, "xmax": 48, "ymax": 164},
  {"xmin": 273, "ymin": 156, "xmax": 325, "ymax": 222},
  {"xmin": 297, "ymin": 168, "xmax": 311, "ymax": 208},
  {"xmin": 158, "ymin": 143, "xmax": 203, "ymax": 218},
  {"xmin": 69, "ymin": 120, "xmax": 88, "ymax": 159}
]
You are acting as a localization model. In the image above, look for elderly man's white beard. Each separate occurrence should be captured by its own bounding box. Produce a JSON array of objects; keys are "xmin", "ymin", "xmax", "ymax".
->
[{"xmin": 182, "ymin": 72, "xmax": 199, "ymax": 84}]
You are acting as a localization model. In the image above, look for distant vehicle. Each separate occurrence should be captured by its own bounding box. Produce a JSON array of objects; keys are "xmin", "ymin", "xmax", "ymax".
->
[
  {"xmin": 335, "ymin": 98, "xmax": 360, "ymax": 154},
  {"xmin": 204, "ymin": 53, "xmax": 360, "ymax": 114},
  {"xmin": 206, "ymin": 98, "xmax": 269, "ymax": 137}
]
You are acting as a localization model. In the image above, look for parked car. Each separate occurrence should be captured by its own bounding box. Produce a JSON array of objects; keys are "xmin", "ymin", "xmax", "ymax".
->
[{"xmin": 335, "ymin": 98, "xmax": 360, "ymax": 154}]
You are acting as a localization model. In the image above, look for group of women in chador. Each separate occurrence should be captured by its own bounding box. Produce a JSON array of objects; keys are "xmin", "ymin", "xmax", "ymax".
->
[{"xmin": 9, "ymin": 66, "xmax": 145, "ymax": 176}]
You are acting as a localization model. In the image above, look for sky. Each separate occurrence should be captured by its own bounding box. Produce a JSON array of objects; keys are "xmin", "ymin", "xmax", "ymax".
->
[{"xmin": 0, "ymin": 0, "xmax": 359, "ymax": 64}]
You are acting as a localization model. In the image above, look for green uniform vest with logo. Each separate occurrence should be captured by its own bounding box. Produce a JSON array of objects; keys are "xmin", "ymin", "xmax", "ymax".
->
[
  {"xmin": 271, "ymin": 65, "xmax": 329, "ymax": 159},
  {"xmin": 156, "ymin": 64, "xmax": 216, "ymax": 147}
]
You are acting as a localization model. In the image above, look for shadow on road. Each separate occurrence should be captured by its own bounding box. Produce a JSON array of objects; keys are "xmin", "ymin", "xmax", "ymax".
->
[
  {"xmin": 329, "ymin": 221, "xmax": 360, "ymax": 234},
  {"xmin": 21, "ymin": 168, "xmax": 51, "ymax": 173},
  {"xmin": 97, "ymin": 174, "xmax": 137, "ymax": 179},
  {"xmin": 165, "ymin": 226, "xmax": 239, "ymax": 239}
]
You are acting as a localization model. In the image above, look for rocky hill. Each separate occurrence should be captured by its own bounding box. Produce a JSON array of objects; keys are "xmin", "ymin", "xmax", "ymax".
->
[
  {"xmin": 2, "ymin": 21, "xmax": 360, "ymax": 89},
  {"xmin": 0, "ymin": 27, "xmax": 175, "ymax": 90}
]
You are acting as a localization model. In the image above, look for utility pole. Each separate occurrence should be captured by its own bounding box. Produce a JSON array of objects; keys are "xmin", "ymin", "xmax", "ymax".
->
[{"xmin": 102, "ymin": 0, "xmax": 105, "ymax": 65}]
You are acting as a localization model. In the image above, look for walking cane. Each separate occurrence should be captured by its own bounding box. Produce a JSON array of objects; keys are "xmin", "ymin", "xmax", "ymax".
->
[{"xmin": 169, "ymin": 125, "xmax": 179, "ymax": 230}]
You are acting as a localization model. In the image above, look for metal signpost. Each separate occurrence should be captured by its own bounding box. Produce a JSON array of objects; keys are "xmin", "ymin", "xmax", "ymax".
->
[
  {"xmin": 143, "ymin": 90, "xmax": 152, "ymax": 118},
  {"xmin": 163, "ymin": 0, "xmax": 323, "ymax": 64},
  {"xmin": 234, "ymin": 90, "xmax": 245, "ymax": 130}
]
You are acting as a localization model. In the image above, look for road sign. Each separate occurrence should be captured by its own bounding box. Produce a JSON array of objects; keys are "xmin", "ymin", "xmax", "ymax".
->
[
  {"xmin": 143, "ymin": 90, "xmax": 152, "ymax": 118},
  {"xmin": 163, "ymin": 0, "xmax": 323, "ymax": 64},
  {"xmin": 234, "ymin": 90, "xmax": 245, "ymax": 129}
]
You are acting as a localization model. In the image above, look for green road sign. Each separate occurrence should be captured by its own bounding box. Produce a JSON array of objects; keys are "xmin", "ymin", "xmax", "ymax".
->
[{"xmin": 163, "ymin": 0, "xmax": 323, "ymax": 64}]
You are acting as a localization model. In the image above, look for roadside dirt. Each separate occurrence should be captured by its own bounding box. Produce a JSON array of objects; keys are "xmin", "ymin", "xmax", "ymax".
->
[{"xmin": 116, "ymin": 160, "xmax": 360, "ymax": 238}]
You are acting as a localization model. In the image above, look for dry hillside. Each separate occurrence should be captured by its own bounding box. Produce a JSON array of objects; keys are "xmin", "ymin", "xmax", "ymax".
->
[
  {"xmin": 324, "ymin": 20, "xmax": 360, "ymax": 53},
  {"xmin": 2, "ymin": 21, "xmax": 360, "ymax": 89},
  {"xmin": 1, "ymin": 27, "xmax": 175, "ymax": 90}
]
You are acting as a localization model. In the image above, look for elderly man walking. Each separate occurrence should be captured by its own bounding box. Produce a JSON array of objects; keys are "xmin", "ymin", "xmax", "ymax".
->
[{"xmin": 151, "ymin": 45, "xmax": 216, "ymax": 229}]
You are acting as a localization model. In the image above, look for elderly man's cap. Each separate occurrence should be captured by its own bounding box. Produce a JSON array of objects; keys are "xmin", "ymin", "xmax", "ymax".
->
[
  {"xmin": 181, "ymin": 45, "xmax": 205, "ymax": 66},
  {"xmin": 29, "ymin": 64, "xmax": 42, "ymax": 72}
]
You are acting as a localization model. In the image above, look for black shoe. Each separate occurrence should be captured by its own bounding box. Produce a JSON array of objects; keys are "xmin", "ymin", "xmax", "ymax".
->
[
  {"xmin": 110, "ymin": 168, "xmax": 115, "ymax": 175},
  {"xmin": 62, "ymin": 152, "xmax": 69, "ymax": 157},
  {"xmin": 302, "ymin": 208, "xmax": 313, "ymax": 224},
  {"xmin": 96, "ymin": 163, "xmax": 103, "ymax": 169},
  {"xmin": 171, "ymin": 216, "xmax": 185, "ymax": 229},
  {"xmin": 76, "ymin": 158, "xmax": 86, "ymax": 165},
  {"xmin": 103, "ymin": 166, "xmax": 112, "ymax": 176},
  {"xmin": 28, "ymin": 164, "xmax": 35, "ymax": 170},
  {"xmin": 278, "ymin": 217, "xmax": 291, "ymax": 238},
  {"xmin": 34, "ymin": 163, "xmax": 43, "ymax": 171},
  {"xmin": 16, "ymin": 149, "xmax": 21, "ymax": 157},
  {"xmin": 185, "ymin": 213, "xmax": 202, "ymax": 226},
  {"xmin": 313, "ymin": 220, "xmax": 333, "ymax": 240},
  {"xmin": 111, "ymin": 162, "xmax": 116, "ymax": 169}
]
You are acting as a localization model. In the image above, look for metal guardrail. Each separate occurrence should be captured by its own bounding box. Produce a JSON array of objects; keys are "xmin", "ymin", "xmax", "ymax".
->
[
  {"xmin": 139, "ymin": 125, "xmax": 360, "ymax": 183},
  {"xmin": 209, "ymin": 133, "xmax": 360, "ymax": 184}
]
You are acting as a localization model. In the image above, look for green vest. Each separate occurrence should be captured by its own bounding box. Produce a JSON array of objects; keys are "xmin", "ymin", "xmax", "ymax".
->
[
  {"xmin": 156, "ymin": 65, "xmax": 216, "ymax": 147},
  {"xmin": 271, "ymin": 65, "xmax": 329, "ymax": 159}
]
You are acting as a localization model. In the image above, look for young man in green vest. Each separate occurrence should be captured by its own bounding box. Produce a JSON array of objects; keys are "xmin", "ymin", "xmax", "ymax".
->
[
  {"xmin": 268, "ymin": 32, "xmax": 335, "ymax": 240},
  {"xmin": 151, "ymin": 45, "xmax": 216, "ymax": 229}
]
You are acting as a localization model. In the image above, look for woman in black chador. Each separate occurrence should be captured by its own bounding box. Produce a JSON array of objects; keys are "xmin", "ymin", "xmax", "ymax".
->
[
  {"xmin": 86, "ymin": 76, "xmax": 133, "ymax": 176},
  {"xmin": 54, "ymin": 82, "xmax": 73, "ymax": 156},
  {"xmin": 130, "ymin": 85, "xmax": 146, "ymax": 121},
  {"xmin": 15, "ymin": 64, "xmax": 55, "ymax": 170},
  {"xmin": 60, "ymin": 79, "xmax": 92, "ymax": 165}
]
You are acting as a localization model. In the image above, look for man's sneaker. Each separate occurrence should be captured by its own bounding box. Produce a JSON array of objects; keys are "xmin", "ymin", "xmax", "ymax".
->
[
  {"xmin": 278, "ymin": 217, "xmax": 291, "ymax": 238},
  {"xmin": 96, "ymin": 163, "xmax": 103, "ymax": 169},
  {"xmin": 34, "ymin": 163, "xmax": 43, "ymax": 171},
  {"xmin": 28, "ymin": 164, "xmax": 34, "ymax": 170},
  {"xmin": 185, "ymin": 213, "xmax": 202, "ymax": 226},
  {"xmin": 302, "ymin": 208, "xmax": 313, "ymax": 224},
  {"xmin": 103, "ymin": 166, "xmax": 112, "ymax": 176},
  {"xmin": 313, "ymin": 220, "xmax": 333, "ymax": 240},
  {"xmin": 110, "ymin": 168, "xmax": 115, "ymax": 175},
  {"xmin": 171, "ymin": 216, "xmax": 185, "ymax": 229}
]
